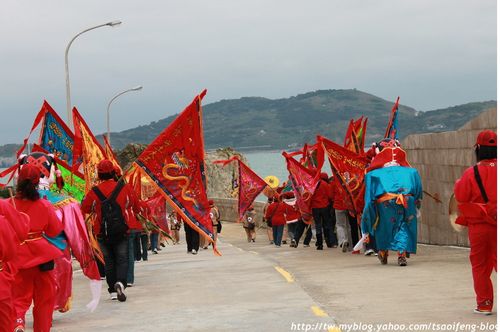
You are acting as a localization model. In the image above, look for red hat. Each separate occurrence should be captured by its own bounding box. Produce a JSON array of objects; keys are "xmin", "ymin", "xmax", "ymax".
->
[
  {"xmin": 208, "ymin": 200, "xmax": 214, "ymax": 206},
  {"xmin": 19, "ymin": 164, "xmax": 41, "ymax": 185},
  {"xmin": 97, "ymin": 159, "xmax": 115, "ymax": 174},
  {"xmin": 476, "ymin": 130, "xmax": 497, "ymax": 147},
  {"xmin": 320, "ymin": 172, "xmax": 329, "ymax": 180}
]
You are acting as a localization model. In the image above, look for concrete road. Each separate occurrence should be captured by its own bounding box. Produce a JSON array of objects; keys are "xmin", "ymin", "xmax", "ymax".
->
[{"xmin": 24, "ymin": 222, "xmax": 496, "ymax": 331}]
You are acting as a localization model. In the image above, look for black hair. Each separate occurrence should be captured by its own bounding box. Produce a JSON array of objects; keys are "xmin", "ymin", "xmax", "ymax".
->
[
  {"xmin": 16, "ymin": 179, "xmax": 40, "ymax": 201},
  {"xmin": 475, "ymin": 146, "xmax": 497, "ymax": 162},
  {"xmin": 98, "ymin": 171, "xmax": 115, "ymax": 181}
]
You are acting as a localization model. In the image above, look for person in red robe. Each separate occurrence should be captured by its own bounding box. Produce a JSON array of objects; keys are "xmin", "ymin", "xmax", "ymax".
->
[
  {"xmin": 0, "ymin": 200, "xmax": 29, "ymax": 332},
  {"xmin": 11, "ymin": 164, "xmax": 64, "ymax": 332},
  {"xmin": 454, "ymin": 130, "xmax": 497, "ymax": 315}
]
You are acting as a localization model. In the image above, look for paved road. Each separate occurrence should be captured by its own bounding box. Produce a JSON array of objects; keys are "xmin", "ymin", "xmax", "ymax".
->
[{"xmin": 24, "ymin": 222, "xmax": 496, "ymax": 331}]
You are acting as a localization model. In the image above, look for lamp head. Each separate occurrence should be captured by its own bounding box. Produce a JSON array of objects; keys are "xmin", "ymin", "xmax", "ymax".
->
[{"xmin": 107, "ymin": 20, "xmax": 122, "ymax": 27}]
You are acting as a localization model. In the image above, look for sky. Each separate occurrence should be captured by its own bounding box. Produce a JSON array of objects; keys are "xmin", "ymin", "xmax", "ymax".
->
[{"xmin": 0, "ymin": 0, "xmax": 496, "ymax": 144}]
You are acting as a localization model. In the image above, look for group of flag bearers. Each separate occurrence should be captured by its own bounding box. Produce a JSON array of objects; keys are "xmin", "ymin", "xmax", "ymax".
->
[{"xmin": 0, "ymin": 91, "xmax": 496, "ymax": 331}]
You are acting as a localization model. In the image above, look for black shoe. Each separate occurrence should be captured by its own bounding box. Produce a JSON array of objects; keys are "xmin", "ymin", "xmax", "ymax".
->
[
  {"xmin": 317, "ymin": 246, "xmax": 323, "ymax": 250},
  {"xmin": 114, "ymin": 282, "xmax": 127, "ymax": 302},
  {"xmin": 398, "ymin": 256, "xmax": 407, "ymax": 266},
  {"xmin": 378, "ymin": 251, "xmax": 388, "ymax": 265},
  {"xmin": 160, "ymin": 243, "xmax": 166, "ymax": 247}
]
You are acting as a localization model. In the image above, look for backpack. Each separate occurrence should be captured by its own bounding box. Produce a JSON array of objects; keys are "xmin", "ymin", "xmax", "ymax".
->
[{"xmin": 92, "ymin": 180, "xmax": 129, "ymax": 241}]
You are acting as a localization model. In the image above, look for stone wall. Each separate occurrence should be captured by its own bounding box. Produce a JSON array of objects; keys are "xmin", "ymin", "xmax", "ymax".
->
[{"xmin": 402, "ymin": 108, "xmax": 496, "ymax": 246}]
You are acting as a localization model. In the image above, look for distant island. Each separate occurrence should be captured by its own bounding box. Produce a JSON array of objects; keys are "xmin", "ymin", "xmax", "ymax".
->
[{"xmin": 0, "ymin": 89, "xmax": 496, "ymax": 166}]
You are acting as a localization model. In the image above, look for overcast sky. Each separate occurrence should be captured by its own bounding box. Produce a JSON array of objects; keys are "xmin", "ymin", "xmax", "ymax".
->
[{"xmin": 0, "ymin": 0, "xmax": 496, "ymax": 144}]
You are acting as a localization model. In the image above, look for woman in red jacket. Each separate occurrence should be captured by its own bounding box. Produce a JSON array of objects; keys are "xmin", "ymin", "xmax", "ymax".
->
[
  {"xmin": 454, "ymin": 130, "xmax": 497, "ymax": 315},
  {"xmin": 265, "ymin": 195, "xmax": 287, "ymax": 247},
  {"xmin": 12, "ymin": 164, "xmax": 64, "ymax": 332}
]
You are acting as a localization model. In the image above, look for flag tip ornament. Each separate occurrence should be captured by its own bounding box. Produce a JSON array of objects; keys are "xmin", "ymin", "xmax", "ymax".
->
[{"xmin": 264, "ymin": 175, "xmax": 279, "ymax": 189}]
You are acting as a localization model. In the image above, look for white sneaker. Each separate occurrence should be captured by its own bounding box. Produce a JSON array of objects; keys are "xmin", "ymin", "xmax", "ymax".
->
[
  {"xmin": 191, "ymin": 249, "xmax": 198, "ymax": 255},
  {"xmin": 364, "ymin": 249, "xmax": 375, "ymax": 256},
  {"xmin": 114, "ymin": 282, "xmax": 127, "ymax": 302},
  {"xmin": 110, "ymin": 292, "xmax": 118, "ymax": 300}
]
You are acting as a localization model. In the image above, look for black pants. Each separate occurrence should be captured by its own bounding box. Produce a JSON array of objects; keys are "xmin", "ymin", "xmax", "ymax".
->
[
  {"xmin": 312, "ymin": 207, "xmax": 335, "ymax": 248},
  {"xmin": 294, "ymin": 220, "xmax": 312, "ymax": 245},
  {"xmin": 348, "ymin": 214, "xmax": 360, "ymax": 246},
  {"xmin": 184, "ymin": 223, "xmax": 200, "ymax": 252},
  {"xmin": 98, "ymin": 236, "xmax": 129, "ymax": 293},
  {"xmin": 135, "ymin": 233, "xmax": 148, "ymax": 261}
]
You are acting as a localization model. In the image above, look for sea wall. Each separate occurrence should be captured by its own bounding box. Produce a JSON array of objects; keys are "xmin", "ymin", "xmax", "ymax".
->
[{"xmin": 402, "ymin": 108, "xmax": 496, "ymax": 247}]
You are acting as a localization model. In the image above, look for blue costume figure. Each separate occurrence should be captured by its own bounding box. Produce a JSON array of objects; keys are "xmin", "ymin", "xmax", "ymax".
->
[{"xmin": 361, "ymin": 139, "xmax": 422, "ymax": 266}]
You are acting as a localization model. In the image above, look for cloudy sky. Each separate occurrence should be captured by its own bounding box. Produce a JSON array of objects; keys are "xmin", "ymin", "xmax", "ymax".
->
[{"xmin": 0, "ymin": 0, "xmax": 496, "ymax": 144}]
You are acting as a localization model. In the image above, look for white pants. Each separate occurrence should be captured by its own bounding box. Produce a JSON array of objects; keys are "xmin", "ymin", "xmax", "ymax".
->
[{"xmin": 335, "ymin": 209, "xmax": 351, "ymax": 248}]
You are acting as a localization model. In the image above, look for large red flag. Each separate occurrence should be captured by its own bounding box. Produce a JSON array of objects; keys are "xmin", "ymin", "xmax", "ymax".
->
[
  {"xmin": 213, "ymin": 156, "xmax": 268, "ymax": 221},
  {"xmin": 282, "ymin": 152, "xmax": 319, "ymax": 223},
  {"xmin": 133, "ymin": 90, "xmax": 218, "ymax": 253},
  {"xmin": 318, "ymin": 135, "xmax": 366, "ymax": 217}
]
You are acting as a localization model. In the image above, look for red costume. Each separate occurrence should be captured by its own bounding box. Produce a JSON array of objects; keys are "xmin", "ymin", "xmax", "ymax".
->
[
  {"xmin": 0, "ymin": 200, "xmax": 29, "ymax": 332},
  {"xmin": 265, "ymin": 201, "xmax": 287, "ymax": 226},
  {"xmin": 11, "ymin": 164, "xmax": 64, "ymax": 332},
  {"xmin": 311, "ymin": 179, "xmax": 333, "ymax": 209},
  {"xmin": 454, "ymin": 130, "xmax": 497, "ymax": 314},
  {"xmin": 81, "ymin": 179, "xmax": 141, "ymax": 234}
]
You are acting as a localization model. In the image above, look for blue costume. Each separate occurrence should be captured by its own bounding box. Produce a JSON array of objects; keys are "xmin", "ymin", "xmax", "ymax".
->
[{"xmin": 361, "ymin": 165, "xmax": 422, "ymax": 254}]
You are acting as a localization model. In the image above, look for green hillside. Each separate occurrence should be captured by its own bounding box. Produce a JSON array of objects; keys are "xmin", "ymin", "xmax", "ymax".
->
[{"xmin": 106, "ymin": 89, "xmax": 496, "ymax": 150}]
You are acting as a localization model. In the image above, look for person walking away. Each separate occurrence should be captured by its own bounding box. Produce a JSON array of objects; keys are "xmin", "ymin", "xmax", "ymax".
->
[
  {"xmin": 263, "ymin": 197, "xmax": 274, "ymax": 245},
  {"xmin": 81, "ymin": 159, "xmax": 140, "ymax": 302},
  {"xmin": 282, "ymin": 192, "xmax": 300, "ymax": 247},
  {"xmin": 265, "ymin": 195, "xmax": 287, "ymax": 247},
  {"xmin": 242, "ymin": 205, "xmax": 257, "ymax": 242},
  {"xmin": 0, "ymin": 200, "xmax": 29, "ymax": 332},
  {"xmin": 11, "ymin": 164, "xmax": 64, "ymax": 331},
  {"xmin": 126, "ymin": 200, "xmax": 146, "ymax": 287},
  {"xmin": 184, "ymin": 220, "xmax": 200, "ymax": 254},
  {"xmin": 454, "ymin": 130, "xmax": 497, "ymax": 315},
  {"xmin": 170, "ymin": 211, "xmax": 181, "ymax": 244},
  {"xmin": 311, "ymin": 173, "xmax": 335, "ymax": 250},
  {"xmin": 209, "ymin": 200, "xmax": 221, "ymax": 244}
]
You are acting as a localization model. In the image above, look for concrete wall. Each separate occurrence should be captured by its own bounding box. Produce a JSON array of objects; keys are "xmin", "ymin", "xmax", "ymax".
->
[
  {"xmin": 212, "ymin": 197, "xmax": 267, "ymax": 227},
  {"xmin": 402, "ymin": 108, "xmax": 497, "ymax": 246}
]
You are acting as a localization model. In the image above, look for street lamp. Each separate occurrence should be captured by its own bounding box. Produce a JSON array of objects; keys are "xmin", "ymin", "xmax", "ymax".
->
[
  {"xmin": 106, "ymin": 85, "xmax": 143, "ymax": 144},
  {"xmin": 65, "ymin": 20, "xmax": 122, "ymax": 126}
]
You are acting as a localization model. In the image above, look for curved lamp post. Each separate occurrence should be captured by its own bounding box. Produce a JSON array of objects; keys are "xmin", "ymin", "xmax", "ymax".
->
[
  {"xmin": 106, "ymin": 85, "xmax": 143, "ymax": 144},
  {"xmin": 65, "ymin": 20, "xmax": 122, "ymax": 126}
]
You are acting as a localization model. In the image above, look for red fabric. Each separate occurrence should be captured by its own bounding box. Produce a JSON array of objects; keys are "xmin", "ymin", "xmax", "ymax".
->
[
  {"xmin": 454, "ymin": 159, "xmax": 497, "ymax": 226},
  {"xmin": 146, "ymin": 196, "xmax": 169, "ymax": 233},
  {"xmin": 12, "ymin": 199, "xmax": 63, "ymax": 269},
  {"xmin": 344, "ymin": 117, "xmax": 367, "ymax": 155},
  {"xmin": 468, "ymin": 223, "xmax": 497, "ymax": 307},
  {"xmin": 284, "ymin": 204, "xmax": 301, "ymax": 223},
  {"xmin": 319, "ymin": 136, "xmax": 366, "ymax": 215},
  {"xmin": 384, "ymin": 96, "xmax": 399, "ymax": 139},
  {"xmin": 81, "ymin": 179, "xmax": 140, "ymax": 235},
  {"xmin": 332, "ymin": 179, "xmax": 348, "ymax": 210},
  {"xmin": 311, "ymin": 180, "xmax": 332, "ymax": 209},
  {"xmin": 265, "ymin": 202, "xmax": 287, "ymax": 226},
  {"xmin": 0, "ymin": 293, "xmax": 13, "ymax": 332},
  {"xmin": 366, "ymin": 147, "xmax": 410, "ymax": 172},
  {"xmin": 134, "ymin": 90, "xmax": 217, "ymax": 250},
  {"xmin": 13, "ymin": 266, "xmax": 56, "ymax": 332},
  {"xmin": 53, "ymin": 249, "xmax": 72, "ymax": 312},
  {"xmin": 283, "ymin": 152, "xmax": 319, "ymax": 219}
]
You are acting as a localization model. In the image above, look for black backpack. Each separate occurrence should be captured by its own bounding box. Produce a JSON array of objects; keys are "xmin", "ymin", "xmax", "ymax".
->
[{"xmin": 92, "ymin": 180, "xmax": 129, "ymax": 241}]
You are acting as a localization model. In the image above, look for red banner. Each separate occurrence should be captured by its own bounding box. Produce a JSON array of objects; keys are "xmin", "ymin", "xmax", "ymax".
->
[
  {"xmin": 283, "ymin": 152, "xmax": 319, "ymax": 222},
  {"xmin": 318, "ymin": 135, "xmax": 366, "ymax": 216},
  {"xmin": 134, "ymin": 90, "xmax": 218, "ymax": 253},
  {"xmin": 214, "ymin": 156, "xmax": 268, "ymax": 221},
  {"xmin": 384, "ymin": 97, "xmax": 400, "ymax": 140},
  {"xmin": 72, "ymin": 108, "xmax": 107, "ymax": 194},
  {"xmin": 344, "ymin": 116, "xmax": 367, "ymax": 155}
]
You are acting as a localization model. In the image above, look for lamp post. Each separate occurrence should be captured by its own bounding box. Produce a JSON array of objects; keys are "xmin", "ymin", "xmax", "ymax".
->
[
  {"xmin": 65, "ymin": 20, "xmax": 122, "ymax": 126},
  {"xmin": 106, "ymin": 85, "xmax": 143, "ymax": 144}
]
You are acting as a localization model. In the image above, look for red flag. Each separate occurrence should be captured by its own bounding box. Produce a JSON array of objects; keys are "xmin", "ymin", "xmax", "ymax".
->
[
  {"xmin": 282, "ymin": 152, "xmax": 319, "ymax": 223},
  {"xmin": 103, "ymin": 135, "xmax": 122, "ymax": 174},
  {"xmin": 384, "ymin": 97, "xmax": 400, "ymax": 140},
  {"xmin": 146, "ymin": 195, "xmax": 169, "ymax": 234},
  {"xmin": 318, "ymin": 135, "xmax": 366, "ymax": 217},
  {"xmin": 133, "ymin": 90, "xmax": 218, "ymax": 253},
  {"xmin": 344, "ymin": 116, "xmax": 368, "ymax": 155},
  {"xmin": 214, "ymin": 156, "xmax": 268, "ymax": 221},
  {"xmin": 72, "ymin": 108, "xmax": 107, "ymax": 193}
]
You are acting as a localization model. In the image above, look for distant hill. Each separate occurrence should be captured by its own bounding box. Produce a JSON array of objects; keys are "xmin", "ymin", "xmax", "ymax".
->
[
  {"xmin": 105, "ymin": 89, "xmax": 496, "ymax": 150},
  {"xmin": 0, "ymin": 89, "xmax": 496, "ymax": 165}
]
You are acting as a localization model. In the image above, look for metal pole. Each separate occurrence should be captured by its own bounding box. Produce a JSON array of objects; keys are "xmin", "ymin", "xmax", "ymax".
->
[
  {"xmin": 106, "ymin": 86, "xmax": 143, "ymax": 144},
  {"xmin": 65, "ymin": 21, "xmax": 122, "ymax": 127}
]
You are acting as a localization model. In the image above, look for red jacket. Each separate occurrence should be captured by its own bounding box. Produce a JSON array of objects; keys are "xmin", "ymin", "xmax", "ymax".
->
[
  {"xmin": 81, "ymin": 179, "xmax": 141, "ymax": 235},
  {"xmin": 13, "ymin": 198, "xmax": 64, "ymax": 269},
  {"xmin": 331, "ymin": 179, "xmax": 348, "ymax": 210},
  {"xmin": 454, "ymin": 159, "xmax": 497, "ymax": 226},
  {"xmin": 311, "ymin": 180, "xmax": 333, "ymax": 209},
  {"xmin": 265, "ymin": 202, "xmax": 287, "ymax": 226},
  {"xmin": 284, "ymin": 204, "xmax": 301, "ymax": 223}
]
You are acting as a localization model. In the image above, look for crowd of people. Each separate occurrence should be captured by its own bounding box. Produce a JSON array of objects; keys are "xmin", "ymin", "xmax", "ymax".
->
[{"xmin": 0, "ymin": 131, "xmax": 496, "ymax": 331}]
